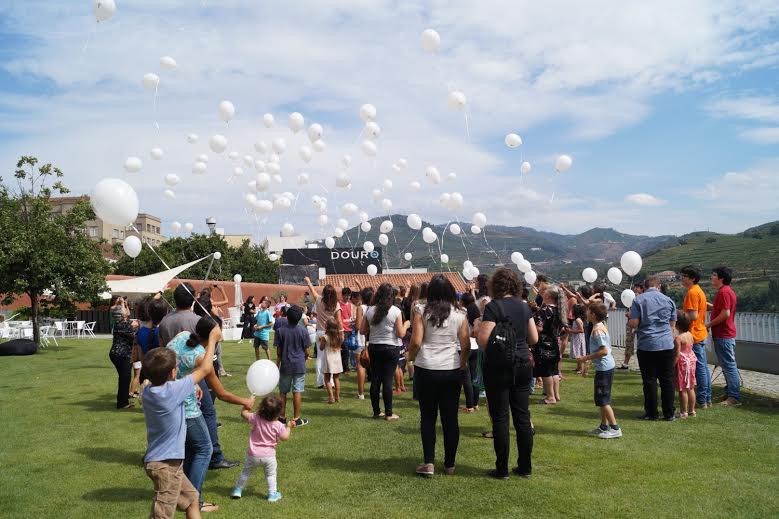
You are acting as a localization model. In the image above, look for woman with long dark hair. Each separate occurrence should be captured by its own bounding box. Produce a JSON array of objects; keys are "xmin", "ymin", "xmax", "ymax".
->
[
  {"xmin": 354, "ymin": 286, "xmax": 374, "ymax": 400},
  {"xmin": 360, "ymin": 283, "xmax": 409, "ymax": 420},
  {"xmin": 305, "ymin": 277, "xmax": 342, "ymax": 388},
  {"xmin": 408, "ymin": 275, "xmax": 470, "ymax": 476},
  {"xmin": 240, "ymin": 296, "xmax": 257, "ymax": 343},
  {"xmin": 459, "ymin": 292, "xmax": 481, "ymax": 412},
  {"xmin": 477, "ymin": 267, "xmax": 538, "ymax": 480}
]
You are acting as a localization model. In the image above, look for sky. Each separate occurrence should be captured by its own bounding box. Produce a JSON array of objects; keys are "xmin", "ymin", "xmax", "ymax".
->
[{"xmin": 1, "ymin": 0, "xmax": 778, "ymax": 241}]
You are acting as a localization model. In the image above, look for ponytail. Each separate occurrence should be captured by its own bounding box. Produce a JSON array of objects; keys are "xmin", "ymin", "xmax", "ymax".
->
[
  {"xmin": 185, "ymin": 333, "xmax": 202, "ymax": 348},
  {"xmin": 186, "ymin": 315, "xmax": 222, "ymax": 348}
]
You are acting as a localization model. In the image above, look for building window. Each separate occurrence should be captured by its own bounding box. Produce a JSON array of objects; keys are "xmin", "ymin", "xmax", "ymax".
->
[{"xmin": 88, "ymin": 227, "xmax": 98, "ymax": 237}]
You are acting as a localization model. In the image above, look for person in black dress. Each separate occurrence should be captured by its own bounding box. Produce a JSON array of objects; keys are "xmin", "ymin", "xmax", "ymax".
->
[{"xmin": 240, "ymin": 296, "xmax": 256, "ymax": 342}]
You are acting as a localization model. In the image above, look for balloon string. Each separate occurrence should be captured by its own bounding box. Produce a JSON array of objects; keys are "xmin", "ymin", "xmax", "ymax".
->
[
  {"xmin": 463, "ymin": 109, "xmax": 472, "ymax": 145},
  {"xmin": 153, "ymin": 83, "xmax": 160, "ymax": 130},
  {"xmin": 201, "ymin": 256, "xmax": 216, "ymax": 292}
]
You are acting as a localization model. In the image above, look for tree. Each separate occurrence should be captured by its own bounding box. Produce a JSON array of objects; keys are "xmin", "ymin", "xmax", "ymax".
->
[{"xmin": 0, "ymin": 156, "xmax": 111, "ymax": 344}]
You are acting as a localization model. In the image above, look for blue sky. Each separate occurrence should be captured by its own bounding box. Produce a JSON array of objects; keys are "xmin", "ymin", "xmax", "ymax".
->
[{"xmin": 1, "ymin": 1, "xmax": 778, "ymax": 240}]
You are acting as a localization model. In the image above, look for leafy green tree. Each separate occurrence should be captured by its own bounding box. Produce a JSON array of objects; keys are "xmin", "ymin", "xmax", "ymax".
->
[{"xmin": 0, "ymin": 157, "xmax": 111, "ymax": 344}]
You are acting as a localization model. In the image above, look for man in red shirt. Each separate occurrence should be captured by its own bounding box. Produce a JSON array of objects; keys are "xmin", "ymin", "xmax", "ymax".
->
[{"xmin": 705, "ymin": 266, "xmax": 740, "ymax": 406}]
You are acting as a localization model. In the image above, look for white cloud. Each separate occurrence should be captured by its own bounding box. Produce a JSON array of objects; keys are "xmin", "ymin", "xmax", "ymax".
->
[
  {"xmin": 739, "ymin": 127, "xmax": 779, "ymax": 144},
  {"xmin": 706, "ymin": 96, "xmax": 779, "ymax": 123},
  {"xmin": 697, "ymin": 162, "xmax": 779, "ymax": 215},
  {"xmin": 625, "ymin": 193, "xmax": 666, "ymax": 206}
]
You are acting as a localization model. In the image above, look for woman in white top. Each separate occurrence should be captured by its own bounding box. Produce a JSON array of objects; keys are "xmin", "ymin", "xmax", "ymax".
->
[
  {"xmin": 408, "ymin": 275, "xmax": 470, "ymax": 477},
  {"xmin": 360, "ymin": 283, "xmax": 409, "ymax": 421}
]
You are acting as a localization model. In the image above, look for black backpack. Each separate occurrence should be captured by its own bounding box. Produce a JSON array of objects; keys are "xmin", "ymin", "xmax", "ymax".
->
[{"xmin": 486, "ymin": 299, "xmax": 519, "ymax": 372}]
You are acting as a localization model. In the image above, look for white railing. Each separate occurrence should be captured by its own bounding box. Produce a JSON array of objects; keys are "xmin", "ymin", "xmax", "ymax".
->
[{"xmin": 606, "ymin": 310, "xmax": 779, "ymax": 346}]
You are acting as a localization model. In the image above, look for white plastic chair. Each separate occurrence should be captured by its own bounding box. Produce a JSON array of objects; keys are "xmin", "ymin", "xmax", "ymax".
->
[
  {"xmin": 76, "ymin": 321, "xmax": 86, "ymax": 338},
  {"xmin": 39, "ymin": 325, "xmax": 58, "ymax": 348},
  {"xmin": 83, "ymin": 322, "xmax": 96, "ymax": 338},
  {"xmin": 54, "ymin": 321, "xmax": 66, "ymax": 338}
]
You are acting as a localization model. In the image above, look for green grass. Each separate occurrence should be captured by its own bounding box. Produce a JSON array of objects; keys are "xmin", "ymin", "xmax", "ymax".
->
[{"xmin": 2, "ymin": 339, "xmax": 778, "ymax": 518}]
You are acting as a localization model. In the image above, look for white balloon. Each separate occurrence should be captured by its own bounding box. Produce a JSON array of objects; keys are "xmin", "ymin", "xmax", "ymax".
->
[
  {"xmin": 233, "ymin": 167, "xmax": 244, "ymax": 177},
  {"xmin": 296, "ymin": 173, "xmax": 309, "ymax": 186},
  {"xmin": 380, "ymin": 220, "xmax": 394, "ymax": 233},
  {"xmin": 253, "ymin": 199, "xmax": 273, "ymax": 213},
  {"xmin": 381, "ymin": 198, "xmax": 393, "ymax": 212},
  {"xmin": 234, "ymin": 274, "xmax": 242, "ymax": 283},
  {"xmin": 439, "ymin": 193, "xmax": 451, "ymax": 206},
  {"xmin": 410, "ymin": 181, "xmax": 422, "ymax": 191},
  {"xmin": 314, "ymin": 215, "xmax": 327, "ymax": 227},
  {"xmin": 272, "ymin": 138, "xmax": 286, "ymax": 154},
  {"xmin": 122, "ymin": 235, "xmax": 142, "ymax": 258},
  {"xmin": 555, "ymin": 154, "xmax": 573, "ymax": 173},
  {"xmin": 254, "ymin": 140, "xmax": 268, "ymax": 153},
  {"xmin": 94, "ymin": 0, "xmax": 116, "ymax": 22},
  {"xmin": 582, "ymin": 267, "xmax": 598, "ymax": 284},
  {"xmin": 159, "ymin": 56, "xmax": 177, "ymax": 70},
  {"xmin": 607, "ymin": 267, "xmax": 623, "ymax": 285},
  {"xmin": 620, "ymin": 251, "xmax": 643, "ymax": 276},
  {"xmin": 218, "ymin": 100, "xmax": 235, "ymax": 123},
  {"xmin": 268, "ymin": 253, "xmax": 278, "ymax": 262},
  {"xmin": 274, "ymin": 197, "xmax": 292, "ymax": 210},
  {"xmin": 426, "ymin": 166, "xmax": 441, "ymax": 184},
  {"xmin": 243, "ymin": 155, "xmax": 254, "ymax": 167},
  {"xmin": 272, "ymin": 174, "xmax": 283, "ymax": 184},
  {"xmin": 382, "ymin": 179, "xmax": 393, "ymax": 191},
  {"xmin": 298, "ymin": 145, "xmax": 313, "ymax": 163},
  {"xmin": 367, "ymin": 264, "xmax": 378, "ymax": 276},
  {"xmin": 470, "ymin": 266, "xmax": 480, "ymax": 278},
  {"xmin": 365, "ymin": 121, "xmax": 381, "ymax": 139},
  {"xmin": 341, "ymin": 154, "xmax": 352, "ymax": 168},
  {"xmin": 91, "ymin": 178, "xmax": 139, "ymax": 227},
  {"xmin": 397, "ymin": 158, "xmax": 408, "ymax": 169},
  {"xmin": 423, "ymin": 229, "xmax": 438, "ymax": 244},
  {"xmin": 322, "ymin": 237, "xmax": 335, "ymax": 249},
  {"xmin": 472, "ymin": 212, "xmax": 487, "ymax": 228},
  {"xmin": 360, "ymin": 221, "xmax": 371, "ymax": 232},
  {"xmin": 524, "ymin": 271, "xmax": 537, "ymax": 285},
  {"xmin": 163, "ymin": 189, "xmax": 176, "ymax": 200},
  {"xmin": 227, "ymin": 151, "xmax": 239, "ymax": 161},
  {"xmin": 246, "ymin": 359, "xmax": 280, "ymax": 397},
  {"xmin": 371, "ymin": 188, "xmax": 381, "ymax": 200},
  {"xmin": 266, "ymin": 162, "xmax": 281, "ymax": 175},
  {"xmin": 186, "ymin": 133, "xmax": 198, "ymax": 144},
  {"xmin": 312, "ymin": 139, "xmax": 326, "ymax": 152},
  {"xmin": 334, "ymin": 228, "xmax": 344, "ymax": 238},
  {"xmin": 336, "ymin": 218, "xmax": 349, "ymax": 231},
  {"xmin": 505, "ymin": 133, "xmax": 523, "ymax": 148},
  {"xmin": 341, "ymin": 203, "xmax": 359, "ymax": 215},
  {"xmin": 378, "ymin": 233, "xmax": 389, "ymax": 246},
  {"xmin": 520, "ymin": 161, "xmax": 532, "ymax": 175},
  {"xmin": 449, "ymin": 223, "xmax": 461, "ymax": 235},
  {"xmin": 336, "ymin": 173, "xmax": 352, "ymax": 189},
  {"xmin": 150, "ymin": 147, "xmax": 164, "ymax": 160},
  {"xmin": 288, "ymin": 112, "xmax": 305, "ymax": 133},
  {"xmin": 404, "ymin": 252, "xmax": 413, "ymax": 261},
  {"xmin": 142, "ymin": 73, "xmax": 159, "ymax": 90},
  {"xmin": 363, "ymin": 241, "xmax": 375, "ymax": 253},
  {"xmin": 307, "ymin": 123, "xmax": 323, "ymax": 142},
  {"xmin": 361, "ymin": 140, "xmax": 377, "ymax": 156},
  {"xmin": 511, "ymin": 252, "xmax": 524, "ymax": 264},
  {"xmin": 263, "ymin": 113, "xmax": 275, "ymax": 128},
  {"xmin": 471, "ymin": 225, "xmax": 482, "ymax": 235},
  {"xmin": 407, "ymin": 213, "xmax": 422, "ymax": 230},
  {"xmin": 209, "ymin": 134, "xmax": 228, "ymax": 153},
  {"xmin": 183, "ymin": 222, "xmax": 194, "ymax": 233},
  {"xmin": 440, "ymin": 254, "xmax": 449, "ymax": 263},
  {"xmin": 359, "ymin": 211, "xmax": 370, "ymax": 223},
  {"xmin": 391, "ymin": 164, "xmax": 402, "ymax": 174},
  {"xmin": 447, "ymin": 172, "xmax": 457, "ymax": 182},
  {"xmin": 420, "ymin": 28, "xmax": 441, "ymax": 53},
  {"xmin": 517, "ymin": 259, "xmax": 532, "ymax": 273},
  {"xmin": 213, "ymin": 251, "xmax": 222, "ymax": 260},
  {"xmin": 255, "ymin": 173, "xmax": 271, "ymax": 191},
  {"xmin": 281, "ymin": 223, "xmax": 295, "ymax": 237},
  {"xmin": 244, "ymin": 193, "xmax": 257, "ymax": 205},
  {"xmin": 171, "ymin": 221, "xmax": 182, "ymax": 233},
  {"xmin": 447, "ymin": 90, "xmax": 467, "ymax": 111},
  {"xmin": 463, "ymin": 268, "xmax": 475, "ymax": 281},
  {"xmin": 463, "ymin": 260, "xmax": 473, "ymax": 270},
  {"xmin": 192, "ymin": 161, "xmax": 207, "ymax": 175},
  {"xmin": 621, "ymin": 289, "xmax": 636, "ymax": 308},
  {"xmin": 197, "ymin": 154, "xmax": 209, "ymax": 163},
  {"xmin": 123, "ymin": 156, "xmax": 143, "ymax": 173},
  {"xmin": 359, "ymin": 104, "xmax": 377, "ymax": 122}
]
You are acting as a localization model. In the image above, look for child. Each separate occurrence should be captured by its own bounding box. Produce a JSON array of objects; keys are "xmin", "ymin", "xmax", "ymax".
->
[
  {"xmin": 674, "ymin": 312, "xmax": 697, "ymax": 418},
  {"xmin": 534, "ymin": 285, "xmax": 566, "ymax": 404},
  {"xmin": 253, "ymin": 299, "xmax": 274, "ymax": 361},
  {"xmin": 566, "ymin": 304, "xmax": 587, "ymax": 375},
  {"xmin": 578, "ymin": 303, "xmax": 621, "ymax": 439},
  {"xmin": 276, "ymin": 305, "xmax": 310, "ymax": 427},
  {"xmin": 231, "ymin": 395, "xmax": 293, "ymax": 503},
  {"xmin": 319, "ymin": 319, "xmax": 344, "ymax": 403},
  {"xmin": 141, "ymin": 325, "xmax": 221, "ymax": 518}
]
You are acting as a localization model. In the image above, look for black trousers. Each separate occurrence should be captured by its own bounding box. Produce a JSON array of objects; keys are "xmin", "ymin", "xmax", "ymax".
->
[
  {"xmin": 109, "ymin": 352, "xmax": 132, "ymax": 408},
  {"xmin": 368, "ymin": 344, "xmax": 400, "ymax": 416},
  {"xmin": 462, "ymin": 349, "xmax": 480, "ymax": 409},
  {"xmin": 637, "ymin": 348, "xmax": 676, "ymax": 419},
  {"xmin": 485, "ymin": 363, "xmax": 533, "ymax": 476},
  {"xmin": 415, "ymin": 366, "xmax": 462, "ymax": 468}
]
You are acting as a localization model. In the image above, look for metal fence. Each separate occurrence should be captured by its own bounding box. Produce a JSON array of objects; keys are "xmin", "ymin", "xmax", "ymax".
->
[{"xmin": 607, "ymin": 310, "xmax": 779, "ymax": 346}]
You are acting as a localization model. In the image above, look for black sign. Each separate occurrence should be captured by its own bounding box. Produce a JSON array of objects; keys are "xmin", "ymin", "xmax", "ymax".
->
[{"xmin": 282, "ymin": 247, "xmax": 383, "ymax": 274}]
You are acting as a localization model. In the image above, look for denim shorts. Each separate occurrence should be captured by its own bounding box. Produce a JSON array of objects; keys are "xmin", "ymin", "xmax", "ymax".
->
[
  {"xmin": 279, "ymin": 373, "xmax": 305, "ymax": 394},
  {"xmin": 594, "ymin": 369, "xmax": 614, "ymax": 406}
]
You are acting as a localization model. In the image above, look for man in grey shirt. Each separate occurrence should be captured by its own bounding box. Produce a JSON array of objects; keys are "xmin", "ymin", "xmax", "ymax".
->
[{"xmin": 159, "ymin": 282, "xmax": 239, "ymax": 470}]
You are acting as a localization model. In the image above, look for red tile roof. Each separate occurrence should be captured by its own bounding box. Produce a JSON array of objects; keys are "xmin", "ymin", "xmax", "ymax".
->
[{"xmin": 323, "ymin": 272, "xmax": 467, "ymax": 292}]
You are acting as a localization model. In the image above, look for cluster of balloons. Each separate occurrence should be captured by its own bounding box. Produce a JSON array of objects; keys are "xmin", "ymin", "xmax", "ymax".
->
[{"xmin": 576, "ymin": 250, "xmax": 644, "ymax": 307}]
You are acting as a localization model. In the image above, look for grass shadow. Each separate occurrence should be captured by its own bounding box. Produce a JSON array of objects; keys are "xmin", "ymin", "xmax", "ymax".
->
[
  {"xmin": 82, "ymin": 487, "xmax": 149, "ymax": 502},
  {"xmin": 308, "ymin": 455, "xmax": 485, "ymax": 477},
  {"xmin": 69, "ymin": 395, "xmax": 132, "ymax": 413},
  {"xmin": 76, "ymin": 447, "xmax": 143, "ymax": 467}
]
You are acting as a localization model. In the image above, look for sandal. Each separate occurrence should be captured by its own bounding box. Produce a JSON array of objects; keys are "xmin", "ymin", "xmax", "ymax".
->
[
  {"xmin": 200, "ymin": 502, "xmax": 219, "ymax": 513},
  {"xmin": 481, "ymin": 431, "xmax": 493, "ymax": 439}
]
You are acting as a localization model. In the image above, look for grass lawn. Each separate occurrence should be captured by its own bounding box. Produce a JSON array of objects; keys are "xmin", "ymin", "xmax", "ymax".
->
[{"xmin": 2, "ymin": 338, "xmax": 778, "ymax": 518}]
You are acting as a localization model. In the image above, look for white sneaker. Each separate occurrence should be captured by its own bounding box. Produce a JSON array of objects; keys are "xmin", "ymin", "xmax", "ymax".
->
[
  {"xmin": 587, "ymin": 426, "xmax": 605, "ymax": 436},
  {"xmin": 355, "ymin": 394, "xmax": 365, "ymax": 400},
  {"xmin": 598, "ymin": 428, "xmax": 623, "ymax": 439}
]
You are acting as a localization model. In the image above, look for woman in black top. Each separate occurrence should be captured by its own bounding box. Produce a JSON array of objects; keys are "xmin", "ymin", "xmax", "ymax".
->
[
  {"xmin": 240, "ymin": 296, "xmax": 256, "ymax": 341},
  {"xmin": 460, "ymin": 292, "xmax": 481, "ymax": 412},
  {"xmin": 109, "ymin": 301, "xmax": 138, "ymax": 409},
  {"xmin": 477, "ymin": 267, "xmax": 538, "ymax": 479}
]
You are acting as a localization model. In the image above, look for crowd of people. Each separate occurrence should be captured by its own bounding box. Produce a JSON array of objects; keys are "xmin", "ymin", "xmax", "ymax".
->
[{"xmin": 107, "ymin": 264, "xmax": 742, "ymax": 518}]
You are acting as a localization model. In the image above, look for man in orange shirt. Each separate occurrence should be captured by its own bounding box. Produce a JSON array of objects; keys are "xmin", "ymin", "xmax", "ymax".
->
[{"xmin": 681, "ymin": 266, "xmax": 711, "ymax": 408}]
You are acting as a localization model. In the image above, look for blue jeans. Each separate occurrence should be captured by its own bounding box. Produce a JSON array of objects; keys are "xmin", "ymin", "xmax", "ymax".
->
[
  {"xmin": 714, "ymin": 338, "xmax": 740, "ymax": 401},
  {"xmin": 198, "ymin": 379, "xmax": 225, "ymax": 464},
  {"xmin": 692, "ymin": 342, "xmax": 711, "ymax": 404},
  {"xmin": 184, "ymin": 414, "xmax": 213, "ymax": 505}
]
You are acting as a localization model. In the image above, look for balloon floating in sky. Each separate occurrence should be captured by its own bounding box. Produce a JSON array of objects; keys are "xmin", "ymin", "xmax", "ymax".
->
[
  {"xmin": 449, "ymin": 223, "xmax": 461, "ymax": 235},
  {"xmin": 312, "ymin": 139, "xmax": 326, "ymax": 152},
  {"xmin": 367, "ymin": 264, "xmax": 378, "ymax": 276},
  {"xmin": 440, "ymin": 254, "xmax": 449, "ymax": 263},
  {"xmin": 272, "ymin": 138, "xmax": 286, "ymax": 154},
  {"xmin": 447, "ymin": 90, "xmax": 467, "ymax": 111},
  {"xmin": 620, "ymin": 251, "xmax": 642, "ymax": 277},
  {"xmin": 308, "ymin": 123, "xmax": 324, "ymax": 142},
  {"xmin": 184, "ymin": 222, "xmax": 194, "ymax": 233},
  {"xmin": 472, "ymin": 212, "xmax": 487, "ymax": 228},
  {"xmin": 192, "ymin": 161, "xmax": 207, "ymax": 175},
  {"xmin": 209, "ymin": 134, "xmax": 228, "ymax": 153},
  {"xmin": 94, "ymin": 0, "xmax": 116, "ymax": 23},
  {"xmin": 186, "ymin": 133, "xmax": 198, "ymax": 143},
  {"xmin": 426, "ymin": 166, "xmax": 441, "ymax": 184},
  {"xmin": 263, "ymin": 113, "xmax": 274, "ymax": 127},
  {"xmin": 361, "ymin": 140, "xmax": 377, "ymax": 157},
  {"xmin": 505, "ymin": 133, "xmax": 523, "ymax": 148},
  {"xmin": 288, "ymin": 112, "xmax": 305, "ymax": 133},
  {"xmin": 281, "ymin": 223, "xmax": 295, "ymax": 237},
  {"xmin": 420, "ymin": 29, "xmax": 441, "ymax": 53},
  {"xmin": 163, "ymin": 189, "xmax": 176, "ymax": 200},
  {"xmin": 91, "ymin": 178, "xmax": 139, "ymax": 227},
  {"xmin": 171, "ymin": 221, "xmax": 182, "ymax": 233},
  {"xmin": 471, "ymin": 225, "xmax": 482, "ymax": 235},
  {"xmin": 520, "ymin": 161, "xmax": 532, "ymax": 175},
  {"xmin": 378, "ymin": 233, "xmax": 389, "ymax": 246},
  {"xmin": 555, "ymin": 154, "xmax": 573, "ymax": 173},
  {"xmin": 159, "ymin": 56, "xmax": 177, "ymax": 70},
  {"xmin": 404, "ymin": 252, "xmax": 413, "ymax": 261},
  {"xmin": 365, "ymin": 121, "xmax": 381, "ymax": 139},
  {"xmin": 142, "ymin": 73, "xmax": 159, "ymax": 90},
  {"xmin": 407, "ymin": 213, "xmax": 422, "ymax": 230},
  {"xmin": 511, "ymin": 252, "xmax": 524, "ymax": 264},
  {"xmin": 380, "ymin": 220, "xmax": 393, "ymax": 233},
  {"xmin": 582, "ymin": 267, "xmax": 598, "ymax": 283},
  {"xmin": 218, "ymin": 100, "xmax": 235, "ymax": 123},
  {"xmin": 123, "ymin": 156, "xmax": 143, "ymax": 173},
  {"xmin": 123, "ymin": 236, "xmax": 142, "ymax": 258},
  {"xmin": 150, "ymin": 147, "xmax": 164, "ymax": 160},
  {"xmin": 359, "ymin": 104, "xmax": 377, "ymax": 122},
  {"xmin": 325, "ymin": 237, "xmax": 335, "ymax": 249}
]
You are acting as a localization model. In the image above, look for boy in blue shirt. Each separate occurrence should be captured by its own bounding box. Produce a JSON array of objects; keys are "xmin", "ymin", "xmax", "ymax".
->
[
  {"xmin": 277, "ymin": 305, "xmax": 310, "ymax": 427},
  {"xmin": 253, "ymin": 299, "xmax": 274, "ymax": 361},
  {"xmin": 578, "ymin": 303, "xmax": 621, "ymax": 439},
  {"xmin": 141, "ymin": 325, "xmax": 221, "ymax": 518}
]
